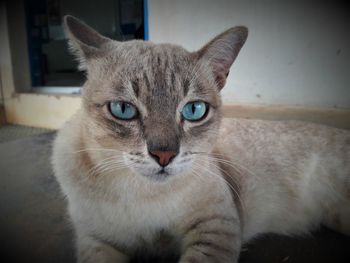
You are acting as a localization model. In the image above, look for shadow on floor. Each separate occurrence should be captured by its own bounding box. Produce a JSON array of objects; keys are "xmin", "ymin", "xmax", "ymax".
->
[
  {"xmin": 0, "ymin": 132, "xmax": 75, "ymax": 263},
  {"xmin": 0, "ymin": 132, "xmax": 349, "ymax": 262}
]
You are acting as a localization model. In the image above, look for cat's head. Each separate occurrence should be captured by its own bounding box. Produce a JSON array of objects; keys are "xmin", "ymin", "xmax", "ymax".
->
[{"xmin": 64, "ymin": 15, "xmax": 247, "ymax": 181}]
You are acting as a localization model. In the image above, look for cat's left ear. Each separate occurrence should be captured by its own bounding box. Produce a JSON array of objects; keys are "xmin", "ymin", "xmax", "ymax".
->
[{"xmin": 196, "ymin": 27, "xmax": 248, "ymax": 90}]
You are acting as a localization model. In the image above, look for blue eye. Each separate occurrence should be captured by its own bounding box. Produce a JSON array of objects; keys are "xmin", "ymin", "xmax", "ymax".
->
[
  {"xmin": 109, "ymin": 101, "xmax": 137, "ymax": 120},
  {"xmin": 182, "ymin": 101, "xmax": 208, "ymax": 121}
]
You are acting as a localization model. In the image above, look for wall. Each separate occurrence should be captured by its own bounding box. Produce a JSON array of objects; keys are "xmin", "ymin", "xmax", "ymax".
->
[
  {"xmin": 6, "ymin": 93, "xmax": 81, "ymax": 129},
  {"xmin": 148, "ymin": 0, "xmax": 350, "ymax": 108}
]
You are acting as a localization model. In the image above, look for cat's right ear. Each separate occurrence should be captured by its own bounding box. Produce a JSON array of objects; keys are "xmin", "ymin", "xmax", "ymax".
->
[
  {"xmin": 196, "ymin": 26, "xmax": 248, "ymax": 90},
  {"xmin": 63, "ymin": 15, "xmax": 112, "ymax": 70}
]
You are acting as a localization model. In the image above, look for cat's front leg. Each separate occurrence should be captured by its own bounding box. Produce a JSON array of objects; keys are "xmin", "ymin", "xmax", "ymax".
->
[
  {"xmin": 179, "ymin": 215, "xmax": 242, "ymax": 263},
  {"xmin": 77, "ymin": 234, "xmax": 128, "ymax": 263}
]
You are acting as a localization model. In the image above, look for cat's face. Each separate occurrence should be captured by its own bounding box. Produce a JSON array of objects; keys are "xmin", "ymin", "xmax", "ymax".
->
[
  {"xmin": 65, "ymin": 16, "xmax": 247, "ymax": 181},
  {"xmin": 82, "ymin": 42, "xmax": 222, "ymax": 180}
]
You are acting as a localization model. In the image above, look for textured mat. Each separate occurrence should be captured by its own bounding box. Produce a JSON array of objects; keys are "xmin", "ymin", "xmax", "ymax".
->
[
  {"xmin": 0, "ymin": 125, "xmax": 52, "ymax": 143},
  {"xmin": 0, "ymin": 132, "xmax": 75, "ymax": 263}
]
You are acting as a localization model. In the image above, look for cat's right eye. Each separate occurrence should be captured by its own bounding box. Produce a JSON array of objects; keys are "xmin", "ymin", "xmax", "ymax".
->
[{"xmin": 109, "ymin": 101, "xmax": 138, "ymax": 120}]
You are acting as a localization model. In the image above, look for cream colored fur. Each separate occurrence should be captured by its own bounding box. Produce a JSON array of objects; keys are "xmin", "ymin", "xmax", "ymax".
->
[{"xmin": 52, "ymin": 16, "xmax": 350, "ymax": 263}]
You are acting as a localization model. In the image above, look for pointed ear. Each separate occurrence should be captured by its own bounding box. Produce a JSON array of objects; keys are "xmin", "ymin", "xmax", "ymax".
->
[
  {"xmin": 63, "ymin": 15, "xmax": 112, "ymax": 70},
  {"xmin": 197, "ymin": 26, "xmax": 248, "ymax": 90}
]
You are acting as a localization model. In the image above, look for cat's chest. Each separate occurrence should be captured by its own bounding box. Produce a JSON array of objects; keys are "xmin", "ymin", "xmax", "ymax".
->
[{"xmin": 79, "ymin": 182, "xmax": 189, "ymax": 249}]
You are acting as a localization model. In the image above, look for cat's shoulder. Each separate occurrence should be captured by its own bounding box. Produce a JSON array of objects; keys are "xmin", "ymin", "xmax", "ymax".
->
[
  {"xmin": 53, "ymin": 110, "xmax": 83, "ymax": 147},
  {"xmin": 52, "ymin": 110, "xmax": 84, "ymax": 172}
]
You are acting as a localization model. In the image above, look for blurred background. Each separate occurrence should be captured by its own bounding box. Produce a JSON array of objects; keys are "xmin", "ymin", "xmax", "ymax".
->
[
  {"xmin": 0, "ymin": 0, "xmax": 349, "ymax": 262},
  {"xmin": 0, "ymin": 0, "xmax": 350, "ymax": 128},
  {"xmin": 0, "ymin": 0, "xmax": 349, "ymax": 129}
]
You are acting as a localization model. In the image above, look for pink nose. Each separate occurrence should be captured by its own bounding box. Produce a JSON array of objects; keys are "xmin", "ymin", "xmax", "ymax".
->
[{"xmin": 149, "ymin": 150, "xmax": 178, "ymax": 167}]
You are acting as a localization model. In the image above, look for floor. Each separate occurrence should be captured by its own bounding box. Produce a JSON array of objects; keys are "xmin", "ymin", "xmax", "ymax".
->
[
  {"xmin": 0, "ymin": 130, "xmax": 75, "ymax": 263},
  {"xmin": 0, "ymin": 124, "xmax": 52, "ymax": 143},
  {"xmin": 0, "ymin": 126, "xmax": 349, "ymax": 263}
]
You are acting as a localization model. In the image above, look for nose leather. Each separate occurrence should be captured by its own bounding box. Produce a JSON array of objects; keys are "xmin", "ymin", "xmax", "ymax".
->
[{"xmin": 149, "ymin": 150, "xmax": 178, "ymax": 167}]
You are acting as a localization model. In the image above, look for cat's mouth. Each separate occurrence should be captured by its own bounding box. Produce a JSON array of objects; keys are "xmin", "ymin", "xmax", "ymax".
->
[
  {"xmin": 126, "ymin": 156, "xmax": 192, "ymax": 181},
  {"xmin": 138, "ymin": 168, "xmax": 172, "ymax": 182},
  {"xmin": 157, "ymin": 168, "xmax": 169, "ymax": 176}
]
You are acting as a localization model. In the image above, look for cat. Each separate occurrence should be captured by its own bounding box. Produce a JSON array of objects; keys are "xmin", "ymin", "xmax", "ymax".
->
[{"xmin": 52, "ymin": 15, "xmax": 350, "ymax": 263}]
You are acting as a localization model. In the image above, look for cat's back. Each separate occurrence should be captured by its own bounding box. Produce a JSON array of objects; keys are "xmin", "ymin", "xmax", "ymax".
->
[{"xmin": 218, "ymin": 118, "xmax": 350, "ymax": 158}]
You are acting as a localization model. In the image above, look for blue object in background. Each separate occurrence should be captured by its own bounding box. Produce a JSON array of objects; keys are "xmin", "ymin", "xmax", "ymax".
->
[
  {"xmin": 143, "ymin": 0, "xmax": 149, "ymax": 40},
  {"xmin": 25, "ymin": 0, "xmax": 47, "ymax": 87}
]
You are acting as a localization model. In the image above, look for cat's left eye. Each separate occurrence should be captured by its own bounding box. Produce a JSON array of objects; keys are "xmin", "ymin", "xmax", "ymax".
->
[
  {"xmin": 109, "ymin": 101, "xmax": 137, "ymax": 120},
  {"xmin": 181, "ymin": 101, "xmax": 208, "ymax": 121}
]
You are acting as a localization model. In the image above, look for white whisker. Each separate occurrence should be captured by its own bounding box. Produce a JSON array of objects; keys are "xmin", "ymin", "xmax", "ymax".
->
[
  {"xmin": 191, "ymin": 161, "xmax": 245, "ymax": 211},
  {"xmin": 191, "ymin": 151, "xmax": 258, "ymax": 178},
  {"xmin": 74, "ymin": 148, "xmax": 124, "ymax": 154}
]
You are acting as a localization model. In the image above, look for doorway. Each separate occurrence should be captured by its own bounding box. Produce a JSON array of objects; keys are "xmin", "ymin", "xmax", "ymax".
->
[{"xmin": 25, "ymin": 0, "xmax": 145, "ymax": 92}]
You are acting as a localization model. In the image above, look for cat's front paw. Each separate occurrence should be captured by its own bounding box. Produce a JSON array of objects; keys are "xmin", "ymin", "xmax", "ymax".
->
[
  {"xmin": 179, "ymin": 242, "xmax": 239, "ymax": 263},
  {"xmin": 77, "ymin": 235, "xmax": 128, "ymax": 263}
]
